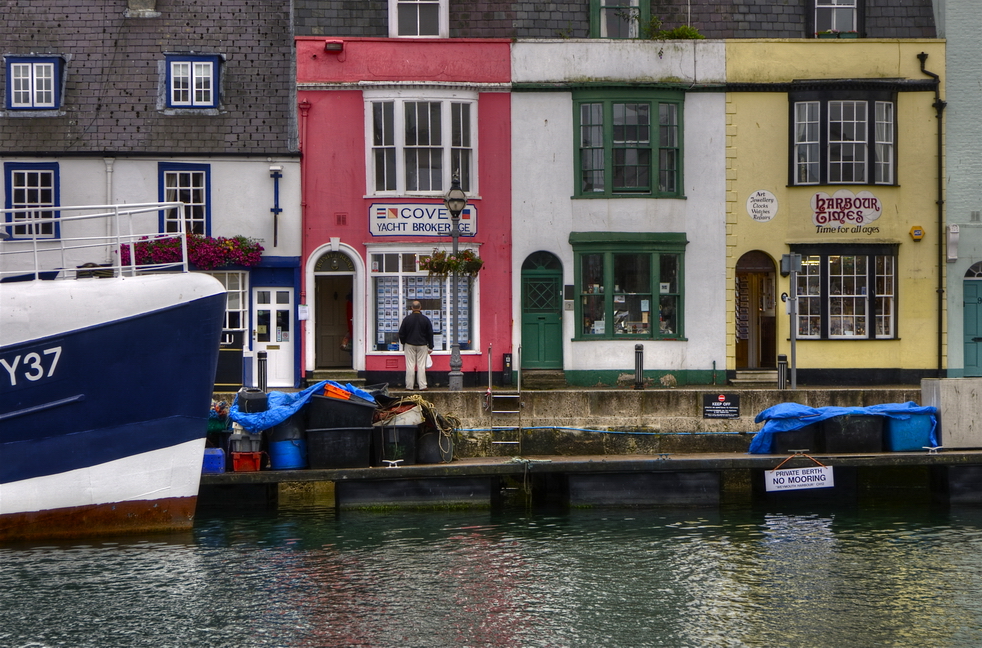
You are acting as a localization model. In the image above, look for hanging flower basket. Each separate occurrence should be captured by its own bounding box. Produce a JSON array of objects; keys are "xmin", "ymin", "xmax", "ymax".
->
[
  {"xmin": 119, "ymin": 233, "xmax": 264, "ymax": 270},
  {"xmin": 420, "ymin": 249, "xmax": 484, "ymax": 277}
]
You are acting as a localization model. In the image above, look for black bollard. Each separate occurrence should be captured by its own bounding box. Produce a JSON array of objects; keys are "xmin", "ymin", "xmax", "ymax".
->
[
  {"xmin": 634, "ymin": 344, "xmax": 644, "ymax": 390},
  {"xmin": 258, "ymin": 350, "xmax": 268, "ymax": 393}
]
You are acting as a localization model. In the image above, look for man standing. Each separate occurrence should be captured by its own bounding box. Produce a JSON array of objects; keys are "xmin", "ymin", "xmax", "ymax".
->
[{"xmin": 398, "ymin": 300, "xmax": 434, "ymax": 390}]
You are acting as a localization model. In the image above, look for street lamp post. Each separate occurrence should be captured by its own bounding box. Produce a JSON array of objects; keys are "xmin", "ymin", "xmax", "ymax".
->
[{"xmin": 444, "ymin": 174, "xmax": 468, "ymax": 391}]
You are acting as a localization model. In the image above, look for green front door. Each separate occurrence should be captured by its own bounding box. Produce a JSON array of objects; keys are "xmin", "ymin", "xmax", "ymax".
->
[
  {"xmin": 521, "ymin": 252, "xmax": 563, "ymax": 369},
  {"xmin": 965, "ymin": 280, "xmax": 982, "ymax": 376}
]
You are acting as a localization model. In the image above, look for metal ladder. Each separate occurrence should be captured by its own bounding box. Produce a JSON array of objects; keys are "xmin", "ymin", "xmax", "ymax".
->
[{"xmin": 486, "ymin": 343, "xmax": 523, "ymax": 455}]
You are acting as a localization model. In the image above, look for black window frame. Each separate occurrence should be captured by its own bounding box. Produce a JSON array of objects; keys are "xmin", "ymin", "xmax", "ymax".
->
[
  {"xmin": 789, "ymin": 88, "xmax": 897, "ymax": 187},
  {"xmin": 791, "ymin": 243, "xmax": 898, "ymax": 340}
]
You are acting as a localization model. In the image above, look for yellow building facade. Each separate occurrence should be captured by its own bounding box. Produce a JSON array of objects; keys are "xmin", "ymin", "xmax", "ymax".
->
[{"xmin": 725, "ymin": 40, "xmax": 945, "ymax": 384}]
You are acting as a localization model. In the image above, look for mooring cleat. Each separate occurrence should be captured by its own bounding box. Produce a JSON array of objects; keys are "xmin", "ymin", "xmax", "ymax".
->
[{"xmin": 383, "ymin": 459, "xmax": 404, "ymax": 468}]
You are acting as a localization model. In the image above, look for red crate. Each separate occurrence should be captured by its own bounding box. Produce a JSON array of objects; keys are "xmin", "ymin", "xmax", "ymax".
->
[{"xmin": 231, "ymin": 451, "xmax": 263, "ymax": 472}]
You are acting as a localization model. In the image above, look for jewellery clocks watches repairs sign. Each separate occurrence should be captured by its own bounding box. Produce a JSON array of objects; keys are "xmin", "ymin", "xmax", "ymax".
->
[
  {"xmin": 370, "ymin": 203, "xmax": 478, "ymax": 237},
  {"xmin": 703, "ymin": 393, "xmax": 740, "ymax": 419},
  {"xmin": 811, "ymin": 189, "xmax": 882, "ymax": 235},
  {"xmin": 747, "ymin": 190, "xmax": 778, "ymax": 222}
]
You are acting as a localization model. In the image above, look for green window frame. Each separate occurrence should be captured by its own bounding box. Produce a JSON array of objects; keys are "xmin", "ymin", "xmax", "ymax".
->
[
  {"xmin": 589, "ymin": 0, "xmax": 650, "ymax": 39},
  {"xmin": 571, "ymin": 232, "xmax": 687, "ymax": 340},
  {"xmin": 574, "ymin": 89, "xmax": 683, "ymax": 198}
]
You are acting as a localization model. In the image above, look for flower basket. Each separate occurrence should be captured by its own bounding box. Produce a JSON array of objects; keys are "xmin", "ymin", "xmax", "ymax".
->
[
  {"xmin": 420, "ymin": 249, "xmax": 484, "ymax": 277},
  {"xmin": 120, "ymin": 233, "xmax": 264, "ymax": 270}
]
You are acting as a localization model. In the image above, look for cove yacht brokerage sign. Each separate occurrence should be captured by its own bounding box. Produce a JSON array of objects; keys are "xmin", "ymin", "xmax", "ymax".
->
[{"xmin": 370, "ymin": 203, "xmax": 478, "ymax": 237}]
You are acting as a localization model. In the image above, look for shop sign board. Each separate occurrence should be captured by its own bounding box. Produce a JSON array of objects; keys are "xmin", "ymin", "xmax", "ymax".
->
[
  {"xmin": 811, "ymin": 189, "xmax": 882, "ymax": 235},
  {"xmin": 370, "ymin": 203, "xmax": 478, "ymax": 237},
  {"xmin": 746, "ymin": 190, "xmax": 778, "ymax": 222}
]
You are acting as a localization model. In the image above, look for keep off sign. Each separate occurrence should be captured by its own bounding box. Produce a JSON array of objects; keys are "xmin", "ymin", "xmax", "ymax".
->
[
  {"xmin": 702, "ymin": 393, "xmax": 740, "ymax": 419},
  {"xmin": 764, "ymin": 466, "xmax": 835, "ymax": 492}
]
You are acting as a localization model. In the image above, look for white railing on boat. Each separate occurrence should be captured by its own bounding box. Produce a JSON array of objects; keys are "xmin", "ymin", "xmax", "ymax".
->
[{"xmin": 0, "ymin": 202, "xmax": 190, "ymax": 282}]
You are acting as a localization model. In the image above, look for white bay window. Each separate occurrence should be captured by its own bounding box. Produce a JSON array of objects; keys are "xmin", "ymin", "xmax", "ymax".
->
[{"xmin": 367, "ymin": 92, "xmax": 477, "ymax": 196}]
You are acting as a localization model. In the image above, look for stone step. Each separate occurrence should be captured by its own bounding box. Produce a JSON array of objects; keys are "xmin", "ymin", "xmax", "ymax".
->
[
  {"xmin": 309, "ymin": 369, "xmax": 366, "ymax": 386},
  {"xmin": 520, "ymin": 370, "xmax": 567, "ymax": 390},
  {"xmin": 730, "ymin": 370, "xmax": 778, "ymax": 386}
]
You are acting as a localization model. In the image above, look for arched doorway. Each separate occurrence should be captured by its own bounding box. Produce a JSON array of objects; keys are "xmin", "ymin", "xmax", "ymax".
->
[
  {"xmin": 521, "ymin": 251, "xmax": 563, "ymax": 369},
  {"xmin": 965, "ymin": 262, "xmax": 982, "ymax": 376},
  {"xmin": 735, "ymin": 251, "xmax": 777, "ymax": 369},
  {"xmin": 314, "ymin": 251, "xmax": 355, "ymax": 369}
]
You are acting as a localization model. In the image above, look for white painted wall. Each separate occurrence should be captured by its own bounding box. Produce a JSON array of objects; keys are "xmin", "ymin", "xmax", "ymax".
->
[
  {"xmin": 511, "ymin": 40, "xmax": 727, "ymax": 374},
  {"xmin": 1, "ymin": 157, "xmax": 301, "ymax": 258}
]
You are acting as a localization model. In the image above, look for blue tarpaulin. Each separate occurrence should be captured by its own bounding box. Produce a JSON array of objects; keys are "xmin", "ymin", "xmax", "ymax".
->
[
  {"xmin": 228, "ymin": 381, "xmax": 376, "ymax": 433},
  {"xmin": 748, "ymin": 401, "xmax": 938, "ymax": 454}
]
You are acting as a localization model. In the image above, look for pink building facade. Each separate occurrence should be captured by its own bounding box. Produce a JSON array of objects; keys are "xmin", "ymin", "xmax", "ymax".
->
[{"xmin": 296, "ymin": 37, "xmax": 512, "ymax": 386}]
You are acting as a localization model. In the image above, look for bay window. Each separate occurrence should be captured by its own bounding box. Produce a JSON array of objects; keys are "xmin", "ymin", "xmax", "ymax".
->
[
  {"xmin": 368, "ymin": 93, "xmax": 476, "ymax": 196},
  {"xmin": 793, "ymin": 244, "xmax": 897, "ymax": 340},
  {"xmin": 370, "ymin": 250, "xmax": 475, "ymax": 351},
  {"xmin": 574, "ymin": 89, "xmax": 683, "ymax": 198},
  {"xmin": 790, "ymin": 89, "xmax": 896, "ymax": 186},
  {"xmin": 572, "ymin": 232, "xmax": 686, "ymax": 340}
]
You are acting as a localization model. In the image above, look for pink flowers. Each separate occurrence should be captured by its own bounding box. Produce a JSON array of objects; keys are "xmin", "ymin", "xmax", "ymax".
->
[{"xmin": 120, "ymin": 234, "xmax": 264, "ymax": 270}]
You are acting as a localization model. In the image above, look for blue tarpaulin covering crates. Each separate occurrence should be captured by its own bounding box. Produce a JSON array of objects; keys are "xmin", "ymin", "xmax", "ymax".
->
[{"xmin": 749, "ymin": 402, "xmax": 938, "ymax": 454}]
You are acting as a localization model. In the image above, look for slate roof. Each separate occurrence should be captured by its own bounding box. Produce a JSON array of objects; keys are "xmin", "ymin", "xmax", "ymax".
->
[{"xmin": 0, "ymin": 0, "xmax": 298, "ymax": 155}]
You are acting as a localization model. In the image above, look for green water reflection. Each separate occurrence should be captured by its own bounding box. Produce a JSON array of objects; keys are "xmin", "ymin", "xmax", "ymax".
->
[{"xmin": 2, "ymin": 504, "xmax": 982, "ymax": 647}]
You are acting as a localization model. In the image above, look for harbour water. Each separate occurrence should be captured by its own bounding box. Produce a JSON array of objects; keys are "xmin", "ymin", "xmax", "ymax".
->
[{"xmin": 3, "ymin": 501, "xmax": 982, "ymax": 648}]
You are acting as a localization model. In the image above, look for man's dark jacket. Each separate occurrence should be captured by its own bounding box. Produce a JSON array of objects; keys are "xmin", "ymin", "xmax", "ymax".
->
[{"xmin": 399, "ymin": 311, "xmax": 434, "ymax": 349}]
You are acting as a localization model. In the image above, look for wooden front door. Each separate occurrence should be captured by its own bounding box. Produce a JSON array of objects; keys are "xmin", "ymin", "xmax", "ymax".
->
[
  {"xmin": 735, "ymin": 252, "xmax": 777, "ymax": 369},
  {"xmin": 315, "ymin": 275, "xmax": 353, "ymax": 369}
]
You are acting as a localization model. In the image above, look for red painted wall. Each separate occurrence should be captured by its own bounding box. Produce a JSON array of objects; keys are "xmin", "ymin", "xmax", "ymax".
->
[{"xmin": 298, "ymin": 38, "xmax": 512, "ymax": 375}]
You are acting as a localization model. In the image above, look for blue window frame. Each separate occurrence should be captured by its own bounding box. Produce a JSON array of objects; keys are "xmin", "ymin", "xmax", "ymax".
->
[
  {"xmin": 158, "ymin": 162, "xmax": 211, "ymax": 236},
  {"xmin": 5, "ymin": 56, "xmax": 64, "ymax": 110},
  {"xmin": 165, "ymin": 55, "xmax": 220, "ymax": 109},
  {"xmin": 3, "ymin": 162, "xmax": 60, "ymax": 239}
]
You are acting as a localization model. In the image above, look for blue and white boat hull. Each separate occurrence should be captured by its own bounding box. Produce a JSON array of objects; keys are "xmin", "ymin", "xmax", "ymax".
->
[{"xmin": 0, "ymin": 272, "xmax": 226, "ymax": 541}]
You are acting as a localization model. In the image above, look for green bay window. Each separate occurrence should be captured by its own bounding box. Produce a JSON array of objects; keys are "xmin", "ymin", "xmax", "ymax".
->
[
  {"xmin": 572, "ymin": 232, "xmax": 687, "ymax": 340},
  {"xmin": 574, "ymin": 89, "xmax": 683, "ymax": 198}
]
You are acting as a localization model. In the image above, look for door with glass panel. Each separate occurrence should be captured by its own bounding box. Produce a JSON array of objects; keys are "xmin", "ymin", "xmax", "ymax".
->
[
  {"xmin": 521, "ymin": 252, "xmax": 563, "ymax": 369},
  {"xmin": 252, "ymin": 287, "xmax": 294, "ymax": 387}
]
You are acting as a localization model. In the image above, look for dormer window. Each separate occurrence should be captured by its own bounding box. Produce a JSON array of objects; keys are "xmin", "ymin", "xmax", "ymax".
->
[
  {"xmin": 389, "ymin": 0, "xmax": 448, "ymax": 38},
  {"xmin": 814, "ymin": 0, "xmax": 859, "ymax": 35},
  {"xmin": 5, "ymin": 57, "xmax": 64, "ymax": 110},
  {"xmin": 165, "ymin": 55, "xmax": 220, "ymax": 109}
]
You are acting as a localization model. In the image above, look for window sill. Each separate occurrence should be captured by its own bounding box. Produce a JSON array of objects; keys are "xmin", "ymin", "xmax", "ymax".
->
[
  {"xmin": 572, "ymin": 335, "xmax": 686, "ymax": 342},
  {"xmin": 3, "ymin": 109, "xmax": 64, "ymax": 117},
  {"xmin": 572, "ymin": 193, "xmax": 685, "ymax": 200}
]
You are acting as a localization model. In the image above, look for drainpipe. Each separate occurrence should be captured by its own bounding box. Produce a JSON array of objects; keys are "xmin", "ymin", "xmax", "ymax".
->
[
  {"xmin": 299, "ymin": 98, "xmax": 312, "ymax": 377},
  {"xmin": 104, "ymin": 157, "xmax": 115, "ymax": 246},
  {"xmin": 918, "ymin": 52, "xmax": 946, "ymax": 378}
]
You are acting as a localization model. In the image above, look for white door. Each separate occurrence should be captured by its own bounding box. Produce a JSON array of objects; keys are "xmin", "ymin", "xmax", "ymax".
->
[{"xmin": 253, "ymin": 287, "xmax": 294, "ymax": 387}]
